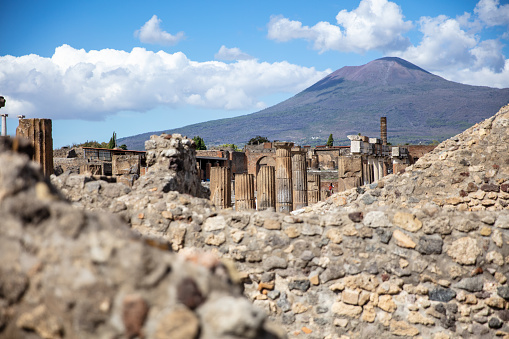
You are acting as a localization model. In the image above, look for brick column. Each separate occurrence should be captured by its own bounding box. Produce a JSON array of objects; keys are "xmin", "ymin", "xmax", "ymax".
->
[
  {"xmin": 381, "ymin": 117, "xmax": 387, "ymax": 145},
  {"xmin": 274, "ymin": 142, "xmax": 293, "ymax": 213},
  {"xmin": 307, "ymin": 174, "xmax": 321, "ymax": 204},
  {"xmin": 256, "ymin": 166, "xmax": 276, "ymax": 211},
  {"xmin": 210, "ymin": 167, "xmax": 231, "ymax": 209},
  {"xmin": 16, "ymin": 118, "xmax": 53, "ymax": 177},
  {"xmin": 292, "ymin": 148, "xmax": 308, "ymax": 210},
  {"xmin": 235, "ymin": 173, "xmax": 255, "ymax": 210}
]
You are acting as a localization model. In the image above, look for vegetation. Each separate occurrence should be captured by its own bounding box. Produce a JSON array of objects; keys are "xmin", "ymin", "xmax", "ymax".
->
[
  {"xmin": 119, "ymin": 144, "xmax": 128, "ymax": 150},
  {"xmin": 74, "ymin": 140, "xmax": 109, "ymax": 148},
  {"xmin": 248, "ymin": 136, "xmax": 270, "ymax": 145},
  {"xmin": 107, "ymin": 132, "xmax": 117, "ymax": 149},
  {"xmin": 192, "ymin": 136, "xmax": 207, "ymax": 150},
  {"xmin": 326, "ymin": 134, "xmax": 334, "ymax": 147},
  {"xmin": 219, "ymin": 143, "xmax": 241, "ymax": 152}
]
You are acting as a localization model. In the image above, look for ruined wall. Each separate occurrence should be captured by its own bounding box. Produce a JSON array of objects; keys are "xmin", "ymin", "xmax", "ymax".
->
[
  {"xmin": 16, "ymin": 118, "xmax": 53, "ymax": 176},
  {"xmin": 139, "ymin": 133, "xmax": 207, "ymax": 198},
  {"xmin": 0, "ymin": 146, "xmax": 284, "ymax": 339},
  {"xmin": 230, "ymin": 151, "xmax": 247, "ymax": 174}
]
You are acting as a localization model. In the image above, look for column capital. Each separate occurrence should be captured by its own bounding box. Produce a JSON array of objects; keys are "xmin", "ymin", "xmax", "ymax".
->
[{"xmin": 273, "ymin": 142, "xmax": 294, "ymax": 149}]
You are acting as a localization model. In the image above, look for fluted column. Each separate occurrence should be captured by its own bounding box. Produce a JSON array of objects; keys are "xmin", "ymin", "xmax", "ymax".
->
[
  {"xmin": 257, "ymin": 166, "xmax": 276, "ymax": 211},
  {"xmin": 373, "ymin": 157, "xmax": 379, "ymax": 182},
  {"xmin": 274, "ymin": 142, "xmax": 293, "ymax": 213},
  {"xmin": 307, "ymin": 174, "xmax": 321, "ymax": 204},
  {"xmin": 292, "ymin": 148, "xmax": 308, "ymax": 210},
  {"xmin": 210, "ymin": 167, "xmax": 231, "ymax": 209},
  {"xmin": 16, "ymin": 118, "xmax": 53, "ymax": 177},
  {"xmin": 235, "ymin": 173, "xmax": 255, "ymax": 210}
]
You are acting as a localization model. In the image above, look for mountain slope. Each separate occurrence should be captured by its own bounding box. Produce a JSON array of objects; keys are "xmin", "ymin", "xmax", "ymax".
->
[{"xmin": 119, "ymin": 57, "xmax": 509, "ymax": 150}]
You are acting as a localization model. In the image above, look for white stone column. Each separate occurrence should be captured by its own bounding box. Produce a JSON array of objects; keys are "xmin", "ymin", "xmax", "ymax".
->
[
  {"xmin": 1, "ymin": 114, "xmax": 8, "ymax": 136},
  {"xmin": 373, "ymin": 157, "xmax": 379, "ymax": 182}
]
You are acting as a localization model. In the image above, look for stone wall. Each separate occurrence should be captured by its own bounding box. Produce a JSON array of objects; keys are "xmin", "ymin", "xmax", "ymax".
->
[
  {"xmin": 0, "ymin": 144, "xmax": 284, "ymax": 339},
  {"xmin": 47, "ymin": 105, "xmax": 509, "ymax": 338},
  {"xmin": 140, "ymin": 133, "xmax": 208, "ymax": 198}
]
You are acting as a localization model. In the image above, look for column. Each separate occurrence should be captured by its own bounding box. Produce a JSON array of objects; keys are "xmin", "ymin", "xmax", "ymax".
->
[
  {"xmin": 381, "ymin": 117, "xmax": 387, "ymax": 145},
  {"xmin": 256, "ymin": 166, "xmax": 276, "ymax": 211},
  {"xmin": 373, "ymin": 157, "xmax": 379, "ymax": 182},
  {"xmin": 292, "ymin": 148, "xmax": 308, "ymax": 210},
  {"xmin": 307, "ymin": 174, "xmax": 321, "ymax": 204},
  {"xmin": 274, "ymin": 142, "xmax": 293, "ymax": 213},
  {"xmin": 1, "ymin": 114, "xmax": 7, "ymax": 136},
  {"xmin": 210, "ymin": 167, "xmax": 231, "ymax": 209},
  {"xmin": 378, "ymin": 159, "xmax": 384, "ymax": 180},
  {"xmin": 16, "ymin": 118, "xmax": 53, "ymax": 177},
  {"xmin": 235, "ymin": 173, "xmax": 255, "ymax": 210}
]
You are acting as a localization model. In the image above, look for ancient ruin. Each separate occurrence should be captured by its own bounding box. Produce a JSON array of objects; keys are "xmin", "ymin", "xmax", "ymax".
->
[{"xmin": 2, "ymin": 104, "xmax": 509, "ymax": 338}]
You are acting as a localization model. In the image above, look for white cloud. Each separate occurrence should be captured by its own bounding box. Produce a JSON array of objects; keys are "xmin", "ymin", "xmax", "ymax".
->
[
  {"xmin": 391, "ymin": 12, "xmax": 509, "ymax": 88},
  {"xmin": 215, "ymin": 46, "xmax": 254, "ymax": 61},
  {"xmin": 134, "ymin": 15, "xmax": 185, "ymax": 45},
  {"xmin": 474, "ymin": 0, "xmax": 509, "ymax": 27},
  {"xmin": 0, "ymin": 44, "xmax": 330, "ymax": 120},
  {"xmin": 267, "ymin": 0, "xmax": 412, "ymax": 53}
]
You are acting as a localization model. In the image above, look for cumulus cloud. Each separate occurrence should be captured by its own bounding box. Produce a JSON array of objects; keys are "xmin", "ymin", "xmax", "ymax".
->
[
  {"xmin": 134, "ymin": 15, "xmax": 185, "ymax": 45},
  {"xmin": 0, "ymin": 44, "xmax": 329, "ymax": 119},
  {"xmin": 267, "ymin": 0, "xmax": 412, "ymax": 53},
  {"xmin": 391, "ymin": 11, "xmax": 509, "ymax": 87},
  {"xmin": 474, "ymin": 0, "xmax": 509, "ymax": 27},
  {"xmin": 214, "ymin": 46, "xmax": 254, "ymax": 61}
]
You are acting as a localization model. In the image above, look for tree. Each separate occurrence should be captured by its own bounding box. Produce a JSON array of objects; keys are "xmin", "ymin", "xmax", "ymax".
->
[
  {"xmin": 119, "ymin": 144, "xmax": 128, "ymax": 150},
  {"xmin": 107, "ymin": 132, "xmax": 117, "ymax": 149},
  {"xmin": 192, "ymin": 136, "xmax": 207, "ymax": 150},
  {"xmin": 248, "ymin": 135, "xmax": 270, "ymax": 145},
  {"xmin": 326, "ymin": 134, "xmax": 334, "ymax": 147},
  {"xmin": 219, "ymin": 143, "xmax": 241, "ymax": 152}
]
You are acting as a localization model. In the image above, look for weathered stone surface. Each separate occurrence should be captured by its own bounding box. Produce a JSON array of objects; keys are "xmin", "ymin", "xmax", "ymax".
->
[
  {"xmin": 417, "ymin": 235, "xmax": 443, "ymax": 254},
  {"xmin": 331, "ymin": 302, "xmax": 362, "ymax": 318},
  {"xmin": 453, "ymin": 276, "xmax": 484, "ymax": 292},
  {"xmin": 393, "ymin": 212, "xmax": 423, "ymax": 232},
  {"xmin": 429, "ymin": 288, "xmax": 456, "ymax": 302},
  {"xmin": 446, "ymin": 237, "xmax": 481, "ymax": 265},
  {"xmin": 393, "ymin": 229, "xmax": 416, "ymax": 248},
  {"xmin": 155, "ymin": 308, "xmax": 200, "ymax": 339}
]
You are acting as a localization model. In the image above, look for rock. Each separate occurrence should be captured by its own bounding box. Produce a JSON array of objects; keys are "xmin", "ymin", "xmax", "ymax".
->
[
  {"xmin": 392, "ymin": 229, "xmax": 416, "ymax": 248},
  {"xmin": 264, "ymin": 219, "xmax": 281, "ymax": 230},
  {"xmin": 416, "ymin": 235, "xmax": 443, "ymax": 255},
  {"xmin": 453, "ymin": 276, "xmax": 484, "ymax": 292},
  {"xmin": 446, "ymin": 237, "xmax": 481, "ymax": 265},
  {"xmin": 389, "ymin": 320, "xmax": 419, "ymax": 337},
  {"xmin": 488, "ymin": 317, "xmax": 503, "ymax": 329},
  {"xmin": 326, "ymin": 228, "xmax": 343, "ymax": 244},
  {"xmin": 155, "ymin": 308, "xmax": 200, "ymax": 339},
  {"xmin": 319, "ymin": 266, "xmax": 345, "ymax": 283},
  {"xmin": 198, "ymin": 296, "xmax": 266, "ymax": 338},
  {"xmin": 497, "ymin": 286, "xmax": 509, "ymax": 299},
  {"xmin": 494, "ymin": 214, "xmax": 509, "ymax": 229},
  {"xmin": 331, "ymin": 302, "xmax": 362, "ymax": 318},
  {"xmin": 378, "ymin": 295, "xmax": 397, "ymax": 313},
  {"xmin": 289, "ymin": 279, "xmax": 310, "ymax": 292},
  {"xmin": 342, "ymin": 289, "xmax": 360, "ymax": 305},
  {"xmin": 263, "ymin": 256, "xmax": 288, "ymax": 271},
  {"xmin": 363, "ymin": 211, "xmax": 390, "ymax": 227},
  {"xmin": 393, "ymin": 212, "xmax": 423, "ymax": 232},
  {"xmin": 408, "ymin": 311, "xmax": 435, "ymax": 325},
  {"xmin": 429, "ymin": 288, "xmax": 456, "ymax": 302},
  {"xmin": 122, "ymin": 295, "xmax": 149, "ymax": 339}
]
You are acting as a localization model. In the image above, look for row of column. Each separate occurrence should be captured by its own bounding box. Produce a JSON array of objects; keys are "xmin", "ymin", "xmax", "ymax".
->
[{"xmin": 210, "ymin": 142, "xmax": 321, "ymax": 212}]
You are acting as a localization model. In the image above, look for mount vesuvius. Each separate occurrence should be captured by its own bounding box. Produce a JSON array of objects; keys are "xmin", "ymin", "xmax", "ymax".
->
[{"xmin": 119, "ymin": 57, "xmax": 509, "ymax": 150}]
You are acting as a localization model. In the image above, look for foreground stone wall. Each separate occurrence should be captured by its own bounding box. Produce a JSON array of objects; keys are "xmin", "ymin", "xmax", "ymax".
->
[
  {"xmin": 48, "ymin": 105, "xmax": 509, "ymax": 338},
  {"xmin": 0, "ymin": 148, "xmax": 284, "ymax": 339}
]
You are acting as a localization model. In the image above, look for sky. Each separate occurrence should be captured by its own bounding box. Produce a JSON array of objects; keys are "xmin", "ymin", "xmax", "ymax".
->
[{"xmin": 1, "ymin": 0, "xmax": 508, "ymax": 148}]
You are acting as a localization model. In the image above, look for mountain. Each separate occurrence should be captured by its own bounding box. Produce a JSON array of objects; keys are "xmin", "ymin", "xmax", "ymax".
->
[{"xmin": 119, "ymin": 57, "xmax": 509, "ymax": 150}]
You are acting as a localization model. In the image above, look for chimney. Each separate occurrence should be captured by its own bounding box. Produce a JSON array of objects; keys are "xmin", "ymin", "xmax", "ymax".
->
[{"xmin": 380, "ymin": 117, "xmax": 387, "ymax": 145}]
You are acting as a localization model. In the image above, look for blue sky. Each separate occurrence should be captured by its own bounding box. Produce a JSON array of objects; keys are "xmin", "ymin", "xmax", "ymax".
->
[{"xmin": 1, "ymin": 0, "xmax": 508, "ymax": 147}]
